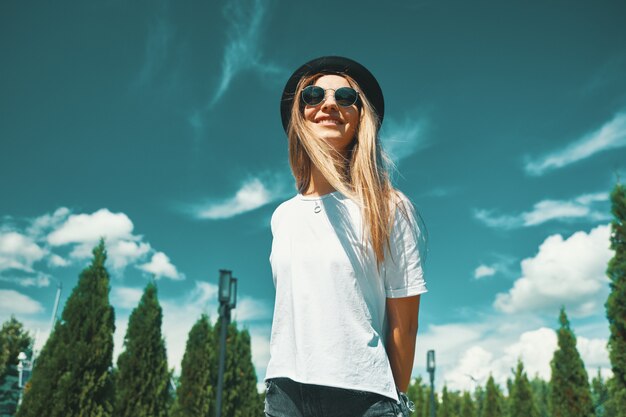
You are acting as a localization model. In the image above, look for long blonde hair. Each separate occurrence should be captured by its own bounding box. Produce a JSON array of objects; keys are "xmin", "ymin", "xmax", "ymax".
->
[{"xmin": 287, "ymin": 73, "xmax": 412, "ymax": 269}]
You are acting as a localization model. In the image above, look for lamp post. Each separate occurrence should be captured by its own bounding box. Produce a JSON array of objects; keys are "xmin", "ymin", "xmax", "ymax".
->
[
  {"xmin": 17, "ymin": 351, "xmax": 27, "ymax": 407},
  {"xmin": 216, "ymin": 269, "xmax": 238, "ymax": 417},
  {"xmin": 427, "ymin": 350, "xmax": 436, "ymax": 417}
]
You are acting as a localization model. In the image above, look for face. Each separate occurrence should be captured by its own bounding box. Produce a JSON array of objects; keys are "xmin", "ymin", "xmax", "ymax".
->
[{"xmin": 303, "ymin": 75, "xmax": 360, "ymax": 153}]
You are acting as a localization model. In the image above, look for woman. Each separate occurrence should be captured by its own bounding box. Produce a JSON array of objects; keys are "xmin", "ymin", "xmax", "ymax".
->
[{"xmin": 265, "ymin": 56, "xmax": 427, "ymax": 417}]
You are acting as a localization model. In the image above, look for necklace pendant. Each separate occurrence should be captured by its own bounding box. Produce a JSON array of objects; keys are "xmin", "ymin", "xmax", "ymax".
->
[{"xmin": 314, "ymin": 204, "xmax": 321, "ymax": 213}]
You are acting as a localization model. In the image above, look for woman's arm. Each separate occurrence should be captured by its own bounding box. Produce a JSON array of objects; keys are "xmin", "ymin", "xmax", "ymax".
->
[{"xmin": 385, "ymin": 294, "xmax": 421, "ymax": 392}]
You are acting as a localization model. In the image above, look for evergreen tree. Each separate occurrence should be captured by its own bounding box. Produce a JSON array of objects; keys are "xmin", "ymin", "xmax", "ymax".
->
[
  {"xmin": 474, "ymin": 385, "xmax": 485, "ymax": 417},
  {"xmin": 407, "ymin": 376, "xmax": 426, "ymax": 417},
  {"xmin": 17, "ymin": 240, "xmax": 116, "ymax": 417},
  {"xmin": 0, "ymin": 317, "xmax": 33, "ymax": 416},
  {"xmin": 549, "ymin": 307, "xmax": 595, "ymax": 417},
  {"xmin": 423, "ymin": 386, "xmax": 439, "ymax": 417},
  {"xmin": 530, "ymin": 375, "xmax": 550, "ymax": 417},
  {"xmin": 440, "ymin": 385, "xmax": 454, "ymax": 417},
  {"xmin": 116, "ymin": 281, "xmax": 171, "ymax": 417},
  {"xmin": 460, "ymin": 391, "xmax": 475, "ymax": 417},
  {"xmin": 214, "ymin": 321, "xmax": 262, "ymax": 417},
  {"xmin": 591, "ymin": 369, "xmax": 611, "ymax": 417},
  {"xmin": 606, "ymin": 183, "xmax": 626, "ymax": 417},
  {"xmin": 508, "ymin": 360, "xmax": 539, "ymax": 417},
  {"xmin": 170, "ymin": 315, "xmax": 217, "ymax": 417},
  {"xmin": 482, "ymin": 375, "xmax": 504, "ymax": 417}
]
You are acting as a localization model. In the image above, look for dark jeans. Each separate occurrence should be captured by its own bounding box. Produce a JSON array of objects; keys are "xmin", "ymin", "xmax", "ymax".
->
[{"xmin": 264, "ymin": 377, "xmax": 410, "ymax": 417}]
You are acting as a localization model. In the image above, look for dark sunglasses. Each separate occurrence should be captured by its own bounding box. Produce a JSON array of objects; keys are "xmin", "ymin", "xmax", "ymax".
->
[{"xmin": 301, "ymin": 85, "xmax": 360, "ymax": 107}]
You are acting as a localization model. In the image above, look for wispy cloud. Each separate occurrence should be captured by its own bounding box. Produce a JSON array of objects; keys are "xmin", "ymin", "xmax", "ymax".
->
[
  {"xmin": 475, "ymin": 191, "xmax": 609, "ymax": 229},
  {"xmin": 0, "ymin": 289, "xmax": 44, "ymax": 314},
  {"xmin": 381, "ymin": 116, "xmax": 429, "ymax": 165},
  {"xmin": 525, "ymin": 111, "xmax": 626, "ymax": 176},
  {"xmin": 136, "ymin": 17, "xmax": 174, "ymax": 87},
  {"xmin": 474, "ymin": 264, "xmax": 496, "ymax": 279},
  {"xmin": 192, "ymin": 176, "xmax": 287, "ymax": 220},
  {"xmin": 494, "ymin": 224, "xmax": 611, "ymax": 317},
  {"xmin": 210, "ymin": 0, "xmax": 283, "ymax": 107}
]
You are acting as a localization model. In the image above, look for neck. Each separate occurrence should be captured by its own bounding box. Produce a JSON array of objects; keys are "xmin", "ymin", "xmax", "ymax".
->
[{"xmin": 303, "ymin": 164, "xmax": 336, "ymax": 196}]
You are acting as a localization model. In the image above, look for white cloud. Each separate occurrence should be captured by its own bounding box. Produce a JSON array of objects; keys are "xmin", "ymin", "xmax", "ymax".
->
[
  {"xmin": 525, "ymin": 111, "xmax": 626, "ymax": 175},
  {"xmin": 195, "ymin": 178, "xmax": 277, "ymax": 219},
  {"xmin": 494, "ymin": 225, "xmax": 612, "ymax": 317},
  {"xmin": 45, "ymin": 208, "xmax": 179, "ymax": 274},
  {"xmin": 111, "ymin": 286, "xmax": 144, "ymax": 310},
  {"xmin": 381, "ymin": 117, "xmax": 429, "ymax": 164},
  {"xmin": 475, "ymin": 191, "xmax": 609, "ymax": 229},
  {"xmin": 0, "ymin": 231, "xmax": 46, "ymax": 273},
  {"xmin": 474, "ymin": 264, "xmax": 496, "ymax": 279},
  {"xmin": 0, "ymin": 272, "xmax": 51, "ymax": 288},
  {"xmin": 424, "ymin": 319, "xmax": 610, "ymax": 393},
  {"xmin": 232, "ymin": 296, "xmax": 272, "ymax": 322},
  {"xmin": 0, "ymin": 289, "xmax": 44, "ymax": 314},
  {"xmin": 27, "ymin": 207, "xmax": 71, "ymax": 238},
  {"xmin": 48, "ymin": 254, "xmax": 69, "ymax": 267},
  {"xmin": 47, "ymin": 209, "xmax": 134, "ymax": 246},
  {"xmin": 137, "ymin": 252, "xmax": 184, "ymax": 280},
  {"xmin": 108, "ymin": 240, "xmax": 152, "ymax": 270}
]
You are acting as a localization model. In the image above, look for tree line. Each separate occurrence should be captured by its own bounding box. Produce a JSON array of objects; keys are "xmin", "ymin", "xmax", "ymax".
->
[
  {"xmin": 0, "ymin": 240, "xmax": 261, "ymax": 417},
  {"xmin": 1, "ymin": 183, "xmax": 625, "ymax": 416}
]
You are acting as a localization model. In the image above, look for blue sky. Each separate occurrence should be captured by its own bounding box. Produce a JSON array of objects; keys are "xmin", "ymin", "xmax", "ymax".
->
[{"xmin": 1, "ymin": 0, "xmax": 625, "ymax": 392}]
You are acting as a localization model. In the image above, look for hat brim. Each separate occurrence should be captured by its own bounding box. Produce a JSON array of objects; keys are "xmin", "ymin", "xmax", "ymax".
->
[{"xmin": 280, "ymin": 56, "xmax": 384, "ymax": 133}]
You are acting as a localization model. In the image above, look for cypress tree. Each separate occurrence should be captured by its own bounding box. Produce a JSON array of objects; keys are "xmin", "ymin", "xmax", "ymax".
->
[
  {"xmin": 407, "ymin": 376, "xmax": 426, "ymax": 417},
  {"xmin": 549, "ymin": 307, "xmax": 595, "ymax": 417},
  {"xmin": 440, "ymin": 385, "xmax": 454, "ymax": 417},
  {"xmin": 214, "ymin": 321, "xmax": 261, "ymax": 417},
  {"xmin": 170, "ymin": 315, "xmax": 217, "ymax": 417},
  {"xmin": 530, "ymin": 375, "xmax": 550, "ymax": 417},
  {"xmin": 232, "ymin": 328, "xmax": 262, "ymax": 416},
  {"xmin": 482, "ymin": 375, "xmax": 504, "ymax": 417},
  {"xmin": 423, "ymin": 386, "xmax": 438, "ymax": 417},
  {"xmin": 508, "ymin": 360, "xmax": 539, "ymax": 417},
  {"xmin": 18, "ymin": 240, "xmax": 115, "ymax": 417},
  {"xmin": 591, "ymin": 369, "xmax": 611, "ymax": 417},
  {"xmin": 115, "ymin": 281, "xmax": 171, "ymax": 417},
  {"xmin": 474, "ymin": 385, "xmax": 485, "ymax": 417},
  {"xmin": 460, "ymin": 391, "xmax": 475, "ymax": 417},
  {"xmin": 606, "ymin": 183, "xmax": 626, "ymax": 416},
  {"xmin": 0, "ymin": 317, "xmax": 33, "ymax": 416}
]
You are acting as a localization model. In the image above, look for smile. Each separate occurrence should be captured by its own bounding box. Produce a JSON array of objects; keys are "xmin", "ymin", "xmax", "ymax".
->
[{"xmin": 315, "ymin": 117, "xmax": 343, "ymax": 126}]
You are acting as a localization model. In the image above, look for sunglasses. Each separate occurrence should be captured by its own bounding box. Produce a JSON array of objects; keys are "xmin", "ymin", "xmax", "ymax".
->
[{"xmin": 301, "ymin": 85, "xmax": 360, "ymax": 107}]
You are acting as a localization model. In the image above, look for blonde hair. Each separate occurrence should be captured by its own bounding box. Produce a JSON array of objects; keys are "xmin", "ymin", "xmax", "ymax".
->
[{"xmin": 287, "ymin": 73, "xmax": 413, "ymax": 269}]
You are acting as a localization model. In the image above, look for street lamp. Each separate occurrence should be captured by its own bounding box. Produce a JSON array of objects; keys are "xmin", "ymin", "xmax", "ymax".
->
[
  {"xmin": 216, "ymin": 269, "xmax": 238, "ymax": 417},
  {"xmin": 17, "ymin": 351, "xmax": 27, "ymax": 406},
  {"xmin": 427, "ymin": 350, "xmax": 436, "ymax": 417}
]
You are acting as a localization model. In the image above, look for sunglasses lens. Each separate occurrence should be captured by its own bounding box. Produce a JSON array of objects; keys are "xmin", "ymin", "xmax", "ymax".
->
[
  {"xmin": 302, "ymin": 86, "xmax": 325, "ymax": 106},
  {"xmin": 335, "ymin": 87, "xmax": 358, "ymax": 107}
]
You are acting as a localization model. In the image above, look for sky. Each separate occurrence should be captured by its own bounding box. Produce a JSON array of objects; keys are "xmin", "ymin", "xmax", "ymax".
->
[{"xmin": 1, "ymin": 0, "xmax": 625, "ymax": 393}]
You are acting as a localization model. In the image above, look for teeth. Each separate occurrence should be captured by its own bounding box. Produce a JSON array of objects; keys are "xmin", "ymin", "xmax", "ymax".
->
[{"xmin": 318, "ymin": 119, "xmax": 341, "ymax": 124}]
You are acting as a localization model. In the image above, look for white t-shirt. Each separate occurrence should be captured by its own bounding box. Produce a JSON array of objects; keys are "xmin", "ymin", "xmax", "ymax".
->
[{"xmin": 265, "ymin": 190, "xmax": 427, "ymax": 402}]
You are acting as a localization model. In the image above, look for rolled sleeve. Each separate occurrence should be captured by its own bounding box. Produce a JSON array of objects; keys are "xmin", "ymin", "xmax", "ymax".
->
[{"xmin": 383, "ymin": 195, "xmax": 428, "ymax": 299}]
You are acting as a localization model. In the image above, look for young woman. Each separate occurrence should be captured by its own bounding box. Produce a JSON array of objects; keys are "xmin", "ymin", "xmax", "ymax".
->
[{"xmin": 265, "ymin": 56, "xmax": 427, "ymax": 417}]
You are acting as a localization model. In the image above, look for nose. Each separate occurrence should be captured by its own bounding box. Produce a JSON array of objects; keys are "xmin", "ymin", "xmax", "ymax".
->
[{"xmin": 321, "ymin": 91, "xmax": 339, "ymax": 111}]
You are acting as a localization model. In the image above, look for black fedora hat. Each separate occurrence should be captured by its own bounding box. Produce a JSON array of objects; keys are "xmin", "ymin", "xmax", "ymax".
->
[{"xmin": 280, "ymin": 56, "xmax": 385, "ymax": 133}]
